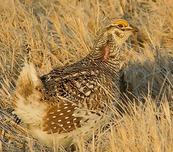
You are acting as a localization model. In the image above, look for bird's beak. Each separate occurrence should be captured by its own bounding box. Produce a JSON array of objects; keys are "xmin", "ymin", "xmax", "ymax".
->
[
  {"xmin": 130, "ymin": 24, "xmax": 139, "ymax": 32},
  {"xmin": 126, "ymin": 24, "xmax": 139, "ymax": 33}
]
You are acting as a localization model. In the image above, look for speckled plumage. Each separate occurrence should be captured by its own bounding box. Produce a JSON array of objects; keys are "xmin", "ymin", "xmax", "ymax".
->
[{"xmin": 12, "ymin": 20, "xmax": 138, "ymax": 150}]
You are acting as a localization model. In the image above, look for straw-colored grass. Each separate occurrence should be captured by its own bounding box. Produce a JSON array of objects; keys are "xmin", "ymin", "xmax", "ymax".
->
[{"xmin": 0, "ymin": 0, "xmax": 173, "ymax": 151}]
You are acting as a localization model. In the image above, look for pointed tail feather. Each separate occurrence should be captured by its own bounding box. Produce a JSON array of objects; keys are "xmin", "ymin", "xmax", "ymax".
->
[
  {"xmin": 14, "ymin": 61, "xmax": 43, "ymax": 99},
  {"xmin": 12, "ymin": 61, "xmax": 46, "ymax": 125}
]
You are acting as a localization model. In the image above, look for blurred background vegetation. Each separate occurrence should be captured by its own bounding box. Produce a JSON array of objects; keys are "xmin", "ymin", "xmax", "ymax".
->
[{"xmin": 0, "ymin": 0, "xmax": 173, "ymax": 151}]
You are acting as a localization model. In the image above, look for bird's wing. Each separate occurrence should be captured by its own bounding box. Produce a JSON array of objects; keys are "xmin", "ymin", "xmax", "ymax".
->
[{"xmin": 40, "ymin": 67, "xmax": 106, "ymax": 105}]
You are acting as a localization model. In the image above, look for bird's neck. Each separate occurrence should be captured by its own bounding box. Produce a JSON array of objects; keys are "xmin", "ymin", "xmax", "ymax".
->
[
  {"xmin": 79, "ymin": 46, "xmax": 121, "ymax": 77},
  {"xmin": 76, "ymin": 31, "xmax": 121, "ymax": 76}
]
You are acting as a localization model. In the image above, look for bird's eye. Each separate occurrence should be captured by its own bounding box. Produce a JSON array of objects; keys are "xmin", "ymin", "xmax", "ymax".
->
[{"xmin": 117, "ymin": 24, "xmax": 124, "ymax": 28}]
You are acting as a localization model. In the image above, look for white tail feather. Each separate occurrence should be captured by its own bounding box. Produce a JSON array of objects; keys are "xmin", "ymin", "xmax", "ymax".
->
[{"xmin": 12, "ymin": 61, "xmax": 46, "ymax": 126}]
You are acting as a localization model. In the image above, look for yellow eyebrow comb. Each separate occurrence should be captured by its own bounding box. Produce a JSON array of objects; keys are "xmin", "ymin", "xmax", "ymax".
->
[{"xmin": 115, "ymin": 20, "xmax": 128, "ymax": 27}]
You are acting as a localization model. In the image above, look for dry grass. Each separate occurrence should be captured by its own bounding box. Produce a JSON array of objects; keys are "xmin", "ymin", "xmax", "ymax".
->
[{"xmin": 0, "ymin": 0, "xmax": 173, "ymax": 151}]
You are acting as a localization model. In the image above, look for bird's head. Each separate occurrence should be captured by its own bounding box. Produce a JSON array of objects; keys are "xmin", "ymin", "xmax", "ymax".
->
[{"xmin": 93, "ymin": 19, "xmax": 139, "ymax": 62}]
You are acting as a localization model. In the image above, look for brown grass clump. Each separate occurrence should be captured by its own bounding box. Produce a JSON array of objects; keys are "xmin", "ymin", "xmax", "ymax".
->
[{"xmin": 0, "ymin": 0, "xmax": 173, "ymax": 151}]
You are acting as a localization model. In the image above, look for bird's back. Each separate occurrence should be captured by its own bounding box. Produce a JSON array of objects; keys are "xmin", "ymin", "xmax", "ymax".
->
[{"xmin": 40, "ymin": 59, "xmax": 119, "ymax": 107}]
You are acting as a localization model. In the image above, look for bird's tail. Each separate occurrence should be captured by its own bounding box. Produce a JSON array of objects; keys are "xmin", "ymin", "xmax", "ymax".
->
[
  {"xmin": 12, "ymin": 60, "xmax": 44, "ymax": 107},
  {"xmin": 12, "ymin": 60, "xmax": 47, "ymax": 125}
]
